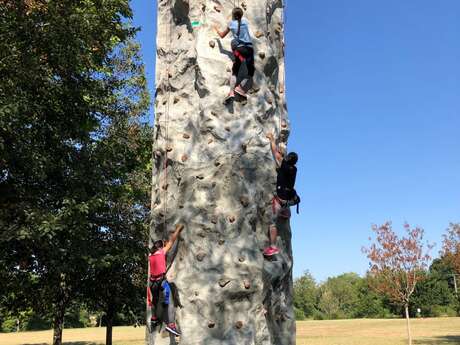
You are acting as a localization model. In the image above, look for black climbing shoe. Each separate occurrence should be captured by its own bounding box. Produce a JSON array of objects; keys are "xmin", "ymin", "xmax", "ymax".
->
[
  {"xmin": 150, "ymin": 317, "xmax": 160, "ymax": 328},
  {"xmin": 224, "ymin": 92, "xmax": 235, "ymax": 105}
]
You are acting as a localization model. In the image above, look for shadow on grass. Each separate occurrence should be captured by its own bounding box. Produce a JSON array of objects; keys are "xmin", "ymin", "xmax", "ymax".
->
[
  {"xmin": 21, "ymin": 343, "xmax": 99, "ymax": 345},
  {"xmin": 414, "ymin": 336, "xmax": 460, "ymax": 345}
]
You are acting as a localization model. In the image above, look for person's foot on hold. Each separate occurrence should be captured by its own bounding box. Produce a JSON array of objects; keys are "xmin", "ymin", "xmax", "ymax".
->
[
  {"xmin": 150, "ymin": 316, "xmax": 160, "ymax": 327},
  {"xmin": 263, "ymin": 246, "xmax": 279, "ymax": 257},
  {"xmin": 165, "ymin": 323, "xmax": 181, "ymax": 336},
  {"xmin": 224, "ymin": 91, "xmax": 235, "ymax": 104},
  {"xmin": 234, "ymin": 85, "xmax": 247, "ymax": 98}
]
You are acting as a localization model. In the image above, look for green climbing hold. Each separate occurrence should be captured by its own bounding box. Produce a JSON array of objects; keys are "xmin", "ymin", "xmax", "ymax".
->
[{"xmin": 191, "ymin": 21, "xmax": 201, "ymax": 28}]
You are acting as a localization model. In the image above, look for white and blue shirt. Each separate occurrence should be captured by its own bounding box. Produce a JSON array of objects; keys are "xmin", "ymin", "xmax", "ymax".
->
[{"xmin": 228, "ymin": 18, "xmax": 252, "ymax": 46}]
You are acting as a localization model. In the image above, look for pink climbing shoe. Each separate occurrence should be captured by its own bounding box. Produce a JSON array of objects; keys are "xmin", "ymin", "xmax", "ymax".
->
[
  {"xmin": 165, "ymin": 323, "xmax": 181, "ymax": 336},
  {"xmin": 263, "ymin": 246, "xmax": 279, "ymax": 257},
  {"xmin": 224, "ymin": 90, "xmax": 235, "ymax": 104},
  {"xmin": 234, "ymin": 85, "xmax": 247, "ymax": 99}
]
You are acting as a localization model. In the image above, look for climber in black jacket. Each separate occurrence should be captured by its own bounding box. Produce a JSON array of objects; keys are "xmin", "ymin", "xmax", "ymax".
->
[{"xmin": 264, "ymin": 132, "xmax": 299, "ymax": 257}]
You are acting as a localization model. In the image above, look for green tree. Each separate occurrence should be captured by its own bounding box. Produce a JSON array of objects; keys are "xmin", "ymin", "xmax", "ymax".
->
[
  {"xmin": 354, "ymin": 275, "xmax": 392, "ymax": 318},
  {"xmin": 411, "ymin": 258, "xmax": 458, "ymax": 317},
  {"xmin": 0, "ymin": 1, "xmax": 149, "ymax": 344},
  {"xmin": 317, "ymin": 273, "xmax": 362, "ymax": 319},
  {"xmin": 293, "ymin": 271, "xmax": 317, "ymax": 319}
]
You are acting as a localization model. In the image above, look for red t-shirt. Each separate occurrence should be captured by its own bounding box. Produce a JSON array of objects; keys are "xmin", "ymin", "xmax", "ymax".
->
[{"xmin": 149, "ymin": 248, "xmax": 166, "ymax": 279}]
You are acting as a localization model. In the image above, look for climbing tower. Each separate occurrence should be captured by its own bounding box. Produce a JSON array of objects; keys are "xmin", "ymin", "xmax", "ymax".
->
[{"xmin": 148, "ymin": 0, "xmax": 294, "ymax": 344}]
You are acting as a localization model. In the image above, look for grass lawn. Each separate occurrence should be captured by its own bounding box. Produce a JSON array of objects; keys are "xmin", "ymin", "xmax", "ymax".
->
[{"xmin": 0, "ymin": 318, "xmax": 459, "ymax": 345}]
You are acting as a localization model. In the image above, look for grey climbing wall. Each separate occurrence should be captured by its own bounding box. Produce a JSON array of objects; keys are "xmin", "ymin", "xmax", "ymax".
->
[{"xmin": 148, "ymin": 0, "xmax": 294, "ymax": 344}]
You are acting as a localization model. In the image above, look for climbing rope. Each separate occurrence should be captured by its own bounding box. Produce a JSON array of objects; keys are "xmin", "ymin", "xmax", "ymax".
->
[
  {"xmin": 278, "ymin": 0, "xmax": 286, "ymax": 140},
  {"xmin": 161, "ymin": 0, "xmax": 174, "ymax": 238}
]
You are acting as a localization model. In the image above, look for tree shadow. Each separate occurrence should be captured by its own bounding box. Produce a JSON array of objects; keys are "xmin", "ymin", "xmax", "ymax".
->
[
  {"xmin": 21, "ymin": 343, "xmax": 99, "ymax": 345},
  {"xmin": 414, "ymin": 336, "xmax": 460, "ymax": 345}
]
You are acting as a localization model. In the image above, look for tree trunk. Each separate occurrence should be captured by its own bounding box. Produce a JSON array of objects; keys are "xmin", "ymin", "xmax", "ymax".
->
[
  {"xmin": 105, "ymin": 314, "xmax": 113, "ymax": 345},
  {"xmin": 149, "ymin": 1, "xmax": 294, "ymax": 345},
  {"xmin": 405, "ymin": 304, "xmax": 412, "ymax": 345},
  {"xmin": 52, "ymin": 301, "xmax": 66, "ymax": 345}
]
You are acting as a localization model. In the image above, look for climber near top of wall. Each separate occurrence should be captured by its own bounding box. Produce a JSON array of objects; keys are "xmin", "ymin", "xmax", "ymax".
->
[
  {"xmin": 148, "ymin": 223, "xmax": 184, "ymax": 336},
  {"xmin": 213, "ymin": 7, "xmax": 255, "ymax": 103},
  {"xmin": 264, "ymin": 132, "xmax": 300, "ymax": 257}
]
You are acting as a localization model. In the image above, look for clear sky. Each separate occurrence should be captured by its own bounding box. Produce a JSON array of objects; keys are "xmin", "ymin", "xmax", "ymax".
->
[{"xmin": 131, "ymin": 0, "xmax": 460, "ymax": 282}]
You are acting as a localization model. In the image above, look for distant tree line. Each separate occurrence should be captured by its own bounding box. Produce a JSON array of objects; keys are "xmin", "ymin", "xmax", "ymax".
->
[{"xmin": 294, "ymin": 223, "xmax": 460, "ymax": 322}]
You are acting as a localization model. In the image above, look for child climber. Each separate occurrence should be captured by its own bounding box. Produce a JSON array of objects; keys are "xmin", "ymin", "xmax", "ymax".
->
[
  {"xmin": 264, "ymin": 133, "xmax": 299, "ymax": 257},
  {"xmin": 148, "ymin": 223, "xmax": 184, "ymax": 336},
  {"xmin": 214, "ymin": 7, "xmax": 255, "ymax": 103}
]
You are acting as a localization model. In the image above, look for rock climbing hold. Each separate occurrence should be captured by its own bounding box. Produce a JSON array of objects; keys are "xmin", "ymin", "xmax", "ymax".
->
[
  {"xmin": 166, "ymin": 146, "xmax": 173, "ymax": 152},
  {"xmin": 196, "ymin": 252, "xmax": 206, "ymax": 262},
  {"xmin": 281, "ymin": 119, "xmax": 288, "ymax": 128},
  {"xmin": 214, "ymin": 5, "xmax": 221, "ymax": 12},
  {"xmin": 208, "ymin": 321, "xmax": 215, "ymax": 328},
  {"xmin": 211, "ymin": 110, "xmax": 217, "ymax": 116},
  {"xmin": 243, "ymin": 280, "xmax": 251, "ymax": 289},
  {"xmin": 235, "ymin": 321, "xmax": 243, "ymax": 329},
  {"xmin": 208, "ymin": 138, "xmax": 214, "ymax": 144},
  {"xmin": 181, "ymin": 154, "xmax": 188, "ymax": 162},
  {"xmin": 241, "ymin": 144, "xmax": 247, "ymax": 153},
  {"xmin": 275, "ymin": 23, "xmax": 282, "ymax": 34},
  {"xmin": 226, "ymin": 67, "xmax": 231, "ymax": 73},
  {"xmin": 218, "ymin": 279, "xmax": 231, "ymax": 287},
  {"xmin": 214, "ymin": 161, "xmax": 220, "ymax": 167},
  {"xmin": 183, "ymin": 133, "xmax": 190, "ymax": 139},
  {"xmin": 196, "ymin": 175, "xmax": 204, "ymax": 180},
  {"xmin": 201, "ymin": 3, "xmax": 206, "ymax": 12},
  {"xmin": 228, "ymin": 216, "xmax": 236, "ymax": 223},
  {"xmin": 255, "ymin": 31, "xmax": 264, "ymax": 38},
  {"xmin": 238, "ymin": 256, "xmax": 245, "ymax": 263},
  {"xmin": 241, "ymin": 2, "xmax": 247, "ymax": 10},
  {"xmin": 210, "ymin": 215, "xmax": 218, "ymax": 224},
  {"xmin": 209, "ymin": 40, "xmax": 216, "ymax": 48},
  {"xmin": 266, "ymin": 97, "xmax": 273, "ymax": 105},
  {"xmin": 225, "ymin": 126, "xmax": 230, "ymax": 132},
  {"xmin": 173, "ymin": 96, "xmax": 180, "ymax": 104},
  {"xmin": 218, "ymin": 239, "xmax": 225, "ymax": 245},
  {"xmin": 240, "ymin": 196, "xmax": 250, "ymax": 207},
  {"xmin": 259, "ymin": 52, "xmax": 266, "ymax": 59}
]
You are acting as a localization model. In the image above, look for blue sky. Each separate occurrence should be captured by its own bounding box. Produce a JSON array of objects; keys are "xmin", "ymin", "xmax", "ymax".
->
[{"xmin": 131, "ymin": 0, "xmax": 460, "ymax": 281}]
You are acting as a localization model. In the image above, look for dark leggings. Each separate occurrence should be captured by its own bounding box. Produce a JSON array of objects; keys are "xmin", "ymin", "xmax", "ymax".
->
[
  {"xmin": 232, "ymin": 46, "xmax": 255, "ymax": 78},
  {"xmin": 150, "ymin": 279, "xmax": 175, "ymax": 323}
]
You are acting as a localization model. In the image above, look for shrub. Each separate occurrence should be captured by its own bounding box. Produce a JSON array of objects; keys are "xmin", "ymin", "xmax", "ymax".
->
[{"xmin": 294, "ymin": 307, "xmax": 306, "ymax": 320}]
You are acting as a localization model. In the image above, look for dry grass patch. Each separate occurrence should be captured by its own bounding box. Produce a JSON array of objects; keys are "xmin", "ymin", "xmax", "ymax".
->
[
  {"xmin": 0, "ymin": 318, "xmax": 459, "ymax": 345},
  {"xmin": 297, "ymin": 318, "xmax": 460, "ymax": 345}
]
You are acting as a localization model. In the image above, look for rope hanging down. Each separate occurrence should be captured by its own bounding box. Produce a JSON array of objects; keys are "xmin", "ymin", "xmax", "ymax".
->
[
  {"xmin": 279, "ymin": 0, "xmax": 285, "ymax": 135},
  {"xmin": 162, "ymin": 0, "xmax": 173, "ymax": 237}
]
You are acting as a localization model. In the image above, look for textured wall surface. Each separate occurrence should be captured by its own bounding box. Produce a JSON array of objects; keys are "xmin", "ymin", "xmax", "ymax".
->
[{"xmin": 148, "ymin": 0, "xmax": 294, "ymax": 344}]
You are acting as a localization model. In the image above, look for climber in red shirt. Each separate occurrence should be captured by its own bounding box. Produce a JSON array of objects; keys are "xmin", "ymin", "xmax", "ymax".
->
[{"xmin": 148, "ymin": 223, "xmax": 184, "ymax": 336}]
